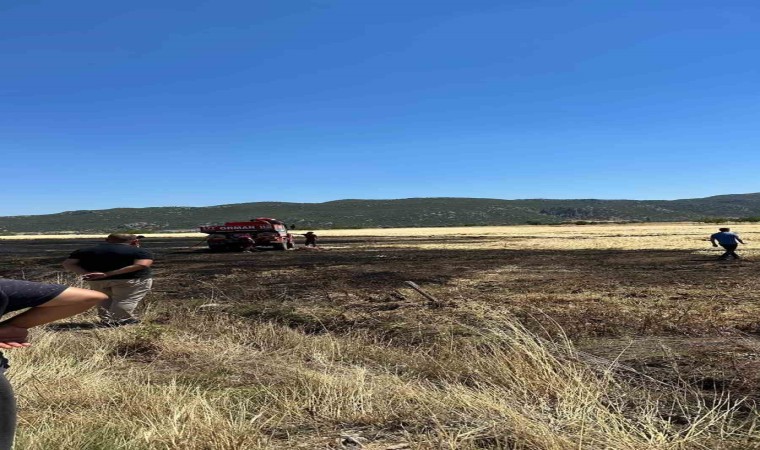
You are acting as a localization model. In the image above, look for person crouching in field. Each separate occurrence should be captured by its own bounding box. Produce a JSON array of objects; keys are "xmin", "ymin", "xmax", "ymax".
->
[
  {"xmin": 63, "ymin": 233, "xmax": 154, "ymax": 326},
  {"xmin": 303, "ymin": 231, "xmax": 318, "ymax": 247},
  {"xmin": 0, "ymin": 279, "xmax": 107, "ymax": 450},
  {"xmin": 710, "ymin": 227, "xmax": 746, "ymax": 260}
]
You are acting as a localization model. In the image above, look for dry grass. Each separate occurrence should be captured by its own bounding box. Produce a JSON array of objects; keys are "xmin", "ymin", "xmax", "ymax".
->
[
  {"xmin": 316, "ymin": 223, "xmax": 760, "ymax": 254},
  {"xmin": 9, "ymin": 307, "xmax": 757, "ymax": 449}
]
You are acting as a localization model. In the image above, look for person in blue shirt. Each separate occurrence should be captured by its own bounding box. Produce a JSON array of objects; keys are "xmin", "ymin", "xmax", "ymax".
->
[{"xmin": 709, "ymin": 227, "xmax": 746, "ymax": 260}]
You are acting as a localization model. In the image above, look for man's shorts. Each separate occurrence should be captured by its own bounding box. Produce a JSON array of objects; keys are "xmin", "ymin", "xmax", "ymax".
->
[{"xmin": 0, "ymin": 279, "xmax": 68, "ymax": 316}]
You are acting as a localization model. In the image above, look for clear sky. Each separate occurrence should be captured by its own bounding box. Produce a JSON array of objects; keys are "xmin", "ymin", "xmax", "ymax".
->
[{"xmin": 2, "ymin": 1, "xmax": 759, "ymax": 216}]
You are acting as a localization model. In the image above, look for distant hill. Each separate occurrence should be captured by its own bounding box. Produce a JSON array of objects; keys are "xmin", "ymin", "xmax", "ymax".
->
[{"xmin": 2, "ymin": 193, "xmax": 760, "ymax": 233}]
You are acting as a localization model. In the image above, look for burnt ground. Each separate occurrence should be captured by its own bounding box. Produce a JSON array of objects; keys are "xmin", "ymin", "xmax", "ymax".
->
[{"xmin": 3, "ymin": 235, "xmax": 760, "ymax": 402}]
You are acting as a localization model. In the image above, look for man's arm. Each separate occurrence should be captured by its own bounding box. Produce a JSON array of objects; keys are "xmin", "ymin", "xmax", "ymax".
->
[
  {"xmin": 737, "ymin": 236, "xmax": 746, "ymax": 244},
  {"xmin": 0, "ymin": 286, "xmax": 108, "ymax": 349},
  {"xmin": 85, "ymin": 259, "xmax": 153, "ymax": 280}
]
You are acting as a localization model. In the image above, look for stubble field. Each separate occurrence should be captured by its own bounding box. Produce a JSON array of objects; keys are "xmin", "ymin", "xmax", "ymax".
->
[{"xmin": 2, "ymin": 223, "xmax": 760, "ymax": 449}]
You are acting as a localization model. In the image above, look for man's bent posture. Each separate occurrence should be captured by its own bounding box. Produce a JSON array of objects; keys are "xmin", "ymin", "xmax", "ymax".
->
[
  {"xmin": 709, "ymin": 227, "xmax": 746, "ymax": 260},
  {"xmin": 63, "ymin": 233, "xmax": 154, "ymax": 326}
]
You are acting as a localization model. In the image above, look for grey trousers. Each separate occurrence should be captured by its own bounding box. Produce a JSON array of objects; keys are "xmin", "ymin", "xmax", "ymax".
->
[
  {"xmin": 88, "ymin": 278, "xmax": 153, "ymax": 321},
  {"xmin": 0, "ymin": 366, "xmax": 15, "ymax": 450}
]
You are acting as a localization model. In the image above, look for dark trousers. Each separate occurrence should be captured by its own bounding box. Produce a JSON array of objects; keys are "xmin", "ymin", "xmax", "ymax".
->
[
  {"xmin": 0, "ymin": 369, "xmax": 15, "ymax": 450},
  {"xmin": 719, "ymin": 244, "xmax": 739, "ymax": 259}
]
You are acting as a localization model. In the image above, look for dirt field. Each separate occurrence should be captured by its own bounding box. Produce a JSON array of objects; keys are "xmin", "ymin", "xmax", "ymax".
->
[{"xmin": 2, "ymin": 224, "xmax": 760, "ymax": 449}]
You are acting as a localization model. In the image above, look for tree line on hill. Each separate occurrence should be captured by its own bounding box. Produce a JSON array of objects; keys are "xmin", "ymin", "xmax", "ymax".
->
[{"xmin": 1, "ymin": 193, "xmax": 760, "ymax": 234}]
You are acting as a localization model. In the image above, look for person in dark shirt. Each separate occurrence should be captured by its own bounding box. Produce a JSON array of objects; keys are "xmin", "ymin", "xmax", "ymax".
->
[
  {"xmin": 63, "ymin": 233, "xmax": 154, "ymax": 326},
  {"xmin": 0, "ymin": 279, "xmax": 107, "ymax": 449},
  {"xmin": 303, "ymin": 231, "xmax": 318, "ymax": 247}
]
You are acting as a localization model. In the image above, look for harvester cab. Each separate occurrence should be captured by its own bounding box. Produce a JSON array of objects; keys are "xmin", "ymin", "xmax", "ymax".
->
[{"xmin": 199, "ymin": 218, "xmax": 295, "ymax": 252}]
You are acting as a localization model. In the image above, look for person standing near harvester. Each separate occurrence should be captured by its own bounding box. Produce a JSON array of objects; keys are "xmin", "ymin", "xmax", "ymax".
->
[
  {"xmin": 63, "ymin": 233, "xmax": 154, "ymax": 326},
  {"xmin": 709, "ymin": 227, "xmax": 745, "ymax": 260}
]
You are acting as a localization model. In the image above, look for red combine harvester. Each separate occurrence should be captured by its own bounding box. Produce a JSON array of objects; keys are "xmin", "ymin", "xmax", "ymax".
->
[{"xmin": 199, "ymin": 218, "xmax": 295, "ymax": 251}]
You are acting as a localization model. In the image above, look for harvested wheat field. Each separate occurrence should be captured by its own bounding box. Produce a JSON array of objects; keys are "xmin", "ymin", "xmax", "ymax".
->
[{"xmin": 2, "ymin": 223, "xmax": 760, "ymax": 449}]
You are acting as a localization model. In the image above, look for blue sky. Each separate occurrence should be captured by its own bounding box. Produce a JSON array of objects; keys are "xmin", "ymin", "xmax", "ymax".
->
[{"xmin": 2, "ymin": 1, "xmax": 759, "ymax": 215}]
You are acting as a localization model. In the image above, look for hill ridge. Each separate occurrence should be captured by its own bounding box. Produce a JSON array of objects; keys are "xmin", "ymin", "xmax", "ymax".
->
[{"xmin": 2, "ymin": 193, "xmax": 760, "ymax": 233}]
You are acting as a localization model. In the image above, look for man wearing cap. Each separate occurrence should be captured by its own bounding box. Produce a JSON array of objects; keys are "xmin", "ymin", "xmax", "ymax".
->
[
  {"xmin": 63, "ymin": 233, "xmax": 154, "ymax": 326},
  {"xmin": 709, "ymin": 227, "xmax": 746, "ymax": 260}
]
